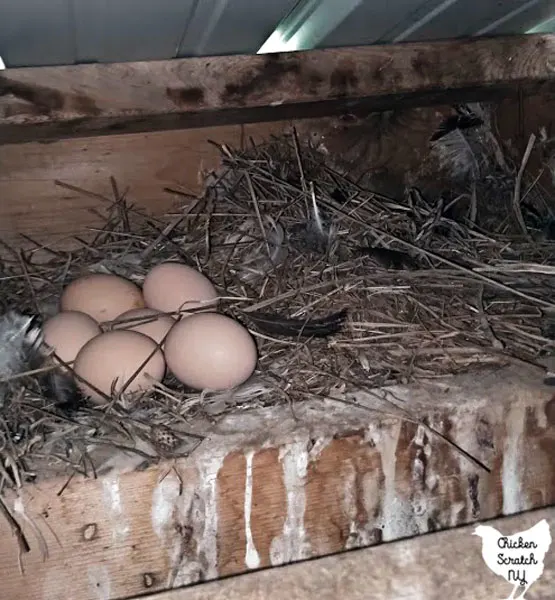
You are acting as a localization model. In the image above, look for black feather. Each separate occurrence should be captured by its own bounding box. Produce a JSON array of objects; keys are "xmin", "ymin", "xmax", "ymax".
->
[
  {"xmin": 330, "ymin": 188, "xmax": 348, "ymax": 204},
  {"xmin": 39, "ymin": 369, "xmax": 85, "ymax": 414},
  {"xmin": 544, "ymin": 219, "xmax": 555, "ymax": 241},
  {"xmin": 430, "ymin": 112, "xmax": 484, "ymax": 142},
  {"xmin": 356, "ymin": 246, "xmax": 418, "ymax": 270},
  {"xmin": 243, "ymin": 309, "xmax": 347, "ymax": 338}
]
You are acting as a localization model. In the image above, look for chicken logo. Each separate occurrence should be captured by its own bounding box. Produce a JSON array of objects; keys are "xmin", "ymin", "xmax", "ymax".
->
[{"xmin": 473, "ymin": 518, "xmax": 552, "ymax": 599}]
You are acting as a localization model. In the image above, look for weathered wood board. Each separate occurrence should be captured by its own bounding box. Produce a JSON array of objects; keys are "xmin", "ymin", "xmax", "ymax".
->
[
  {"xmin": 133, "ymin": 506, "xmax": 555, "ymax": 600},
  {"xmin": 1, "ymin": 363, "xmax": 554, "ymax": 600},
  {"xmin": 0, "ymin": 34, "xmax": 554, "ymax": 143},
  {"xmin": 0, "ymin": 120, "xmax": 292, "ymax": 249}
]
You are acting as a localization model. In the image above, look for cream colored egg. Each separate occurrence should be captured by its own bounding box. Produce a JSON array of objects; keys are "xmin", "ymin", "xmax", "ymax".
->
[
  {"xmin": 142, "ymin": 262, "xmax": 218, "ymax": 315},
  {"xmin": 112, "ymin": 308, "xmax": 175, "ymax": 346},
  {"xmin": 164, "ymin": 312, "xmax": 257, "ymax": 391},
  {"xmin": 61, "ymin": 273, "xmax": 145, "ymax": 323},
  {"xmin": 74, "ymin": 330, "xmax": 166, "ymax": 404},
  {"xmin": 42, "ymin": 311, "xmax": 101, "ymax": 365}
]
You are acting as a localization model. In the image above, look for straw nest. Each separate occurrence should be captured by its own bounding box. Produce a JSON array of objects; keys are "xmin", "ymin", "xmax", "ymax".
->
[{"xmin": 1, "ymin": 103, "xmax": 555, "ymax": 496}]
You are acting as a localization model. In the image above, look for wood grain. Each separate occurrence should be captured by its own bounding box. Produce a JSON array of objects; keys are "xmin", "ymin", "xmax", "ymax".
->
[
  {"xmin": 132, "ymin": 506, "xmax": 555, "ymax": 600},
  {"xmin": 1, "ymin": 363, "xmax": 554, "ymax": 600},
  {"xmin": 1, "ymin": 34, "xmax": 554, "ymax": 143},
  {"xmin": 0, "ymin": 120, "xmax": 292, "ymax": 248}
]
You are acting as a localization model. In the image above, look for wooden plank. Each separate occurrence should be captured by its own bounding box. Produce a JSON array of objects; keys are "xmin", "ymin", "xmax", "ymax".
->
[
  {"xmin": 0, "ymin": 120, "xmax": 293, "ymax": 248},
  {"xmin": 134, "ymin": 506, "xmax": 555, "ymax": 600},
  {"xmin": 1, "ymin": 34, "xmax": 555, "ymax": 144},
  {"xmin": 1, "ymin": 363, "xmax": 554, "ymax": 600}
]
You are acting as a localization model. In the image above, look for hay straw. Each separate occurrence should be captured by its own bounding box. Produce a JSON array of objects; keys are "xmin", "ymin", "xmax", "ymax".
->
[{"xmin": 0, "ymin": 113, "xmax": 554, "ymax": 489}]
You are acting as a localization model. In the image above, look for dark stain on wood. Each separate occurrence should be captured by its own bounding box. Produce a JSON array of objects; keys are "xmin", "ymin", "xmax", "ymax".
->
[
  {"xmin": 394, "ymin": 420, "xmax": 420, "ymax": 498},
  {"xmin": 475, "ymin": 416, "xmax": 495, "ymax": 449},
  {"xmin": 105, "ymin": 117, "xmax": 151, "ymax": 132},
  {"xmin": 415, "ymin": 432, "xmax": 429, "ymax": 490},
  {"xmin": 307, "ymin": 72, "xmax": 325, "ymax": 94},
  {"xmin": 372, "ymin": 63, "xmax": 386, "ymax": 85},
  {"xmin": 353, "ymin": 457, "xmax": 371, "ymax": 529},
  {"xmin": 0, "ymin": 75, "xmax": 100, "ymax": 116},
  {"xmin": 430, "ymin": 414, "xmax": 469, "ymax": 527},
  {"xmin": 468, "ymin": 473, "xmax": 480, "ymax": 518},
  {"xmin": 70, "ymin": 94, "xmax": 100, "ymax": 116},
  {"xmin": 330, "ymin": 67, "xmax": 359, "ymax": 97},
  {"xmin": 222, "ymin": 54, "xmax": 303, "ymax": 104},
  {"xmin": 370, "ymin": 527, "xmax": 383, "ymax": 544},
  {"xmin": 426, "ymin": 509, "xmax": 442, "ymax": 532},
  {"xmin": 526, "ymin": 404, "xmax": 555, "ymax": 506},
  {"xmin": 166, "ymin": 86, "xmax": 205, "ymax": 107},
  {"xmin": 411, "ymin": 50, "xmax": 437, "ymax": 79},
  {"xmin": 544, "ymin": 395, "xmax": 555, "ymax": 425},
  {"xmin": 537, "ymin": 434, "xmax": 555, "ymax": 506},
  {"xmin": 0, "ymin": 76, "xmax": 63, "ymax": 111}
]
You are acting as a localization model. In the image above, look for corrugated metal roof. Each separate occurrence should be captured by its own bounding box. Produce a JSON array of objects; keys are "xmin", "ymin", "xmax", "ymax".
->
[{"xmin": 0, "ymin": 0, "xmax": 554, "ymax": 68}]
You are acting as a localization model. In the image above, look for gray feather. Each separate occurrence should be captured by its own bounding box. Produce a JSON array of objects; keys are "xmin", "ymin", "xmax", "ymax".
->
[
  {"xmin": 230, "ymin": 216, "xmax": 289, "ymax": 283},
  {"xmin": 0, "ymin": 311, "xmax": 83, "ymax": 411},
  {"xmin": 0, "ymin": 311, "xmax": 43, "ymax": 409},
  {"xmin": 290, "ymin": 182, "xmax": 338, "ymax": 255},
  {"xmin": 199, "ymin": 377, "xmax": 275, "ymax": 416},
  {"xmin": 431, "ymin": 128, "xmax": 481, "ymax": 182}
]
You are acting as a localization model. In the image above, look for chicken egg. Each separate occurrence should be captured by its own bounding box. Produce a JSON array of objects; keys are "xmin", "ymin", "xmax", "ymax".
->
[
  {"xmin": 142, "ymin": 262, "xmax": 218, "ymax": 315},
  {"xmin": 112, "ymin": 307, "xmax": 175, "ymax": 346},
  {"xmin": 42, "ymin": 311, "xmax": 101, "ymax": 365},
  {"xmin": 164, "ymin": 312, "xmax": 257, "ymax": 391},
  {"xmin": 61, "ymin": 273, "xmax": 145, "ymax": 323},
  {"xmin": 74, "ymin": 330, "xmax": 166, "ymax": 404}
]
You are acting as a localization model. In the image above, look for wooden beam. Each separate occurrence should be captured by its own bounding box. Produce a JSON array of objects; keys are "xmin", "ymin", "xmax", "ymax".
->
[
  {"xmin": 1, "ymin": 363, "xmax": 554, "ymax": 600},
  {"xmin": 136, "ymin": 506, "xmax": 555, "ymax": 600},
  {"xmin": 1, "ymin": 34, "xmax": 554, "ymax": 144}
]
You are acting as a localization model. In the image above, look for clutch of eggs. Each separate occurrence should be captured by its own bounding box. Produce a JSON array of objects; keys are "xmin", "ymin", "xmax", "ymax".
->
[{"xmin": 45, "ymin": 262, "xmax": 257, "ymax": 404}]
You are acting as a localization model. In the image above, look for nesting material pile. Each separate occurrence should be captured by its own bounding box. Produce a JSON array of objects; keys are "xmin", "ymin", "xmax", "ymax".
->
[{"xmin": 0, "ymin": 103, "xmax": 554, "ymax": 492}]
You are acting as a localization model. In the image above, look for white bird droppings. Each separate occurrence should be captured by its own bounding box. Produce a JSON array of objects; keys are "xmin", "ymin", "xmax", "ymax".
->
[
  {"xmin": 244, "ymin": 450, "xmax": 261, "ymax": 569},
  {"xmin": 502, "ymin": 402, "xmax": 527, "ymax": 515},
  {"xmin": 151, "ymin": 471, "xmax": 181, "ymax": 541},
  {"xmin": 197, "ymin": 452, "xmax": 226, "ymax": 580},
  {"xmin": 372, "ymin": 421, "xmax": 417, "ymax": 541},
  {"xmin": 270, "ymin": 441, "xmax": 310, "ymax": 565},
  {"xmin": 87, "ymin": 565, "xmax": 111, "ymax": 600},
  {"xmin": 102, "ymin": 475, "xmax": 129, "ymax": 543}
]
